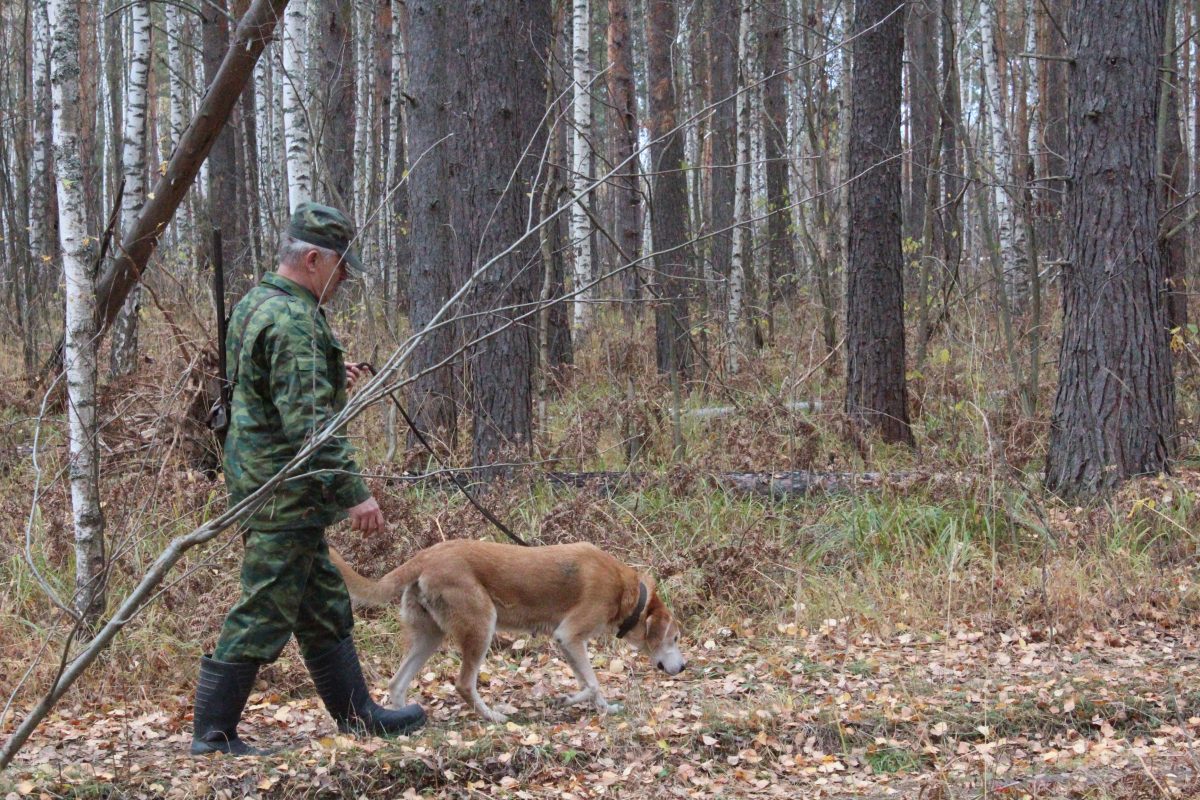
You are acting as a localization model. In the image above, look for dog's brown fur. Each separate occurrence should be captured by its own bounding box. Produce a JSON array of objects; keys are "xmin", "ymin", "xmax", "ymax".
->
[{"xmin": 330, "ymin": 540, "xmax": 685, "ymax": 722}]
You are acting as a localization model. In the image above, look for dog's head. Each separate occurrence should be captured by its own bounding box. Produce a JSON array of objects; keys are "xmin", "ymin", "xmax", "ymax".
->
[{"xmin": 624, "ymin": 578, "xmax": 686, "ymax": 676}]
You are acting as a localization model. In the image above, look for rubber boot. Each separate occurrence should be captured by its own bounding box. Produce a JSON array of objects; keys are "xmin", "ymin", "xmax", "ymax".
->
[
  {"xmin": 190, "ymin": 655, "xmax": 271, "ymax": 756},
  {"xmin": 305, "ymin": 637, "xmax": 426, "ymax": 736}
]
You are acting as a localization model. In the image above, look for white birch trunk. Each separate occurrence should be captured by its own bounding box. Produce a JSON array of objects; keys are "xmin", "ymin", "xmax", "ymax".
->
[
  {"xmin": 48, "ymin": 0, "xmax": 106, "ymax": 625},
  {"xmin": 569, "ymin": 0, "xmax": 593, "ymax": 332},
  {"xmin": 110, "ymin": 0, "xmax": 152, "ymax": 377},
  {"xmin": 29, "ymin": 1, "xmax": 54, "ymax": 267},
  {"xmin": 353, "ymin": 0, "xmax": 371, "ymax": 223},
  {"xmin": 726, "ymin": 0, "xmax": 753, "ymax": 373},
  {"xmin": 165, "ymin": 1, "xmax": 191, "ymax": 255},
  {"xmin": 283, "ymin": 0, "xmax": 313, "ymax": 210},
  {"xmin": 981, "ymin": 0, "xmax": 1030, "ymax": 307}
]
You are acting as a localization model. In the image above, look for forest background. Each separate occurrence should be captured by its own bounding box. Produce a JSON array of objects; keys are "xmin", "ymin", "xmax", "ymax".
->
[{"xmin": 1, "ymin": 0, "xmax": 1199, "ymax": 796}]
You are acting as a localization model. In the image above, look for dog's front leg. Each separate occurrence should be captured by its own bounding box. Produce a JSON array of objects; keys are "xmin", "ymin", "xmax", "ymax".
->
[{"xmin": 554, "ymin": 636, "xmax": 619, "ymax": 714}]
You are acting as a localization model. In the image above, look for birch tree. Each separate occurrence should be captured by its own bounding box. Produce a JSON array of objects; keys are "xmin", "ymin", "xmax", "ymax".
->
[
  {"xmin": 109, "ymin": 0, "xmax": 152, "ymax": 377},
  {"xmin": 48, "ymin": 0, "xmax": 106, "ymax": 625},
  {"xmin": 282, "ymin": 0, "xmax": 312, "ymax": 210},
  {"xmin": 726, "ymin": 0, "xmax": 753, "ymax": 372},
  {"xmin": 26, "ymin": 0, "xmax": 55, "ymax": 374},
  {"xmin": 980, "ymin": 0, "xmax": 1031, "ymax": 308},
  {"xmin": 569, "ymin": 0, "xmax": 593, "ymax": 333}
]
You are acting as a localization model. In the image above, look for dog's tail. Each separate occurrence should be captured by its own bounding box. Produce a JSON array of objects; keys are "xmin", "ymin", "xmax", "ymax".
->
[{"xmin": 329, "ymin": 546, "xmax": 415, "ymax": 608}]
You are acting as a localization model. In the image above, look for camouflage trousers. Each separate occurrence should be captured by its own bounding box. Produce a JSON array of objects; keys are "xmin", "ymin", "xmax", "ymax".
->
[{"xmin": 213, "ymin": 527, "xmax": 353, "ymax": 664}]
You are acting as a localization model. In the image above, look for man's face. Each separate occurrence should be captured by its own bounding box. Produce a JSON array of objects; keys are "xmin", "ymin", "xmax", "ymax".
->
[{"xmin": 310, "ymin": 247, "xmax": 349, "ymax": 304}]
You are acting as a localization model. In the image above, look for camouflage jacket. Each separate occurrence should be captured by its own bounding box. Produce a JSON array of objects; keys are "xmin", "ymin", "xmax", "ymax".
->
[{"xmin": 222, "ymin": 273, "xmax": 371, "ymax": 530}]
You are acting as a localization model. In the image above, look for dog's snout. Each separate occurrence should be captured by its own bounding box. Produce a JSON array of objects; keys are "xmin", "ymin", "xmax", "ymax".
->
[
  {"xmin": 657, "ymin": 660, "xmax": 665, "ymax": 672},
  {"xmin": 679, "ymin": 661, "xmax": 687, "ymax": 672}
]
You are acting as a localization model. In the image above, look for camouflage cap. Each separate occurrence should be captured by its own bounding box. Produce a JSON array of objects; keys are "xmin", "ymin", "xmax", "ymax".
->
[{"xmin": 287, "ymin": 201, "xmax": 363, "ymax": 272}]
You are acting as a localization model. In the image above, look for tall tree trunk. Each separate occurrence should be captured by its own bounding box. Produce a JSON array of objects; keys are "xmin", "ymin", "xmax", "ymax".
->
[
  {"xmin": 647, "ymin": 0, "xmax": 693, "ymax": 379},
  {"xmin": 165, "ymin": 2, "xmax": 194, "ymax": 256},
  {"xmin": 709, "ymin": 0, "xmax": 738, "ymax": 301},
  {"xmin": 844, "ymin": 0, "xmax": 913, "ymax": 445},
  {"xmin": 315, "ymin": 0, "xmax": 355, "ymax": 208},
  {"xmin": 48, "ymin": 0, "xmax": 106, "ymax": 626},
  {"xmin": 282, "ymin": 0, "xmax": 312, "ymax": 210},
  {"xmin": 761, "ymin": 0, "xmax": 794, "ymax": 339},
  {"xmin": 726, "ymin": 0, "xmax": 753, "ymax": 372},
  {"xmin": 202, "ymin": 0, "xmax": 247, "ymax": 292},
  {"xmin": 448, "ymin": 1, "xmax": 550, "ymax": 470},
  {"xmin": 607, "ymin": 0, "xmax": 641, "ymax": 311},
  {"xmin": 1035, "ymin": 0, "xmax": 1067, "ymax": 261},
  {"xmin": 1159, "ymin": 0, "xmax": 1188, "ymax": 333},
  {"xmin": 27, "ymin": 0, "xmax": 55, "ymax": 375},
  {"xmin": 109, "ymin": 0, "xmax": 151, "ymax": 377},
  {"xmin": 569, "ymin": 0, "xmax": 594, "ymax": 333},
  {"xmin": 1045, "ymin": 0, "xmax": 1174, "ymax": 497},
  {"xmin": 905, "ymin": 0, "xmax": 938, "ymax": 242},
  {"xmin": 405, "ymin": 0, "xmax": 459, "ymax": 457},
  {"xmin": 981, "ymin": 0, "xmax": 1031, "ymax": 309}
]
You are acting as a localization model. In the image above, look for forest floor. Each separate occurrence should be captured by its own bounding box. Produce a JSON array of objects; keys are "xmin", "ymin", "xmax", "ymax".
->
[{"xmin": 4, "ymin": 604, "xmax": 1199, "ymax": 799}]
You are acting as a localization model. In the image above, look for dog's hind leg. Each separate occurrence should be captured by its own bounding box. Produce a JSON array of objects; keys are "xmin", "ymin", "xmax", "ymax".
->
[
  {"xmin": 386, "ymin": 591, "xmax": 444, "ymax": 708},
  {"xmin": 438, "ymin": 589, "xmax": 506, "ymax": 723}
]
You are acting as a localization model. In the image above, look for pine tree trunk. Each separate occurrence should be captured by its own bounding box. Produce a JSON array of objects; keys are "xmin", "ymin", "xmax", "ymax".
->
[
  {"xmin": 1159, "ymin": 0, "xmax": 1188, "ymax": 333},
  {"xmin": 844, "ymin": 0, "xmax": 913, "ymax": 445},
  {"xmin": 569, "ymin": 0, "xmax": 593, "ymax": 332},
  {"xmin": 316, "ymin": 0, "xmax": 355, "ymax": 208},
  {"xmin": 202, "ymin": 0, "xmax": 247, "ymax": 290},
  {"xmin": 405, "ymin": 0, "xmax": 459, "ymax": 456},
  {"xmin": 905, "ymin": 1, "xmax": 938, "ymax": 242},
  {"xmin": 1045, "ymin": 0, "xmax": 1174, "ymax": 497},
  {"xmin": 457, "ymin": 1, "xmax": 551, "ymax": 470},
  {"xmin": 761, "ymin": 0, "xmax": 794, "ymax": 337},
  {"xmin": 48, "ymin": 0, "xmax": 107, "ymax": 626},
  {"xmin": 709, "ymin": 0, "xmax": 738, "ymax": 299},
  {"xmin": 647, "ymin": 0, "xmax": 693, "ymax": 379},
  {"xmin": 607, "ymin": 0, "xmax": 641, "ymax": 310},
  {"xmin": 109, "ymin": 0, "xmax": 152, "ymax": 377}
]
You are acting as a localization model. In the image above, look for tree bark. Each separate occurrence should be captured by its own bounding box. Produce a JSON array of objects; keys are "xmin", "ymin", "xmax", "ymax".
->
[
  {"xmin": 315, "ymin": 0, "xmax": 355, "ymax": 209},
  {"xmin": 904, "ymin": 0, "xmax": 938, "ymax": 242},
  {"xmin": 844, "ymin": 0, "xmax": 913, "ymax": 445},
  {"xmin": 607, "ymin": 0, "xmax": 642, "ymax": 311},
  {"xmin": 109, "ymin": 0, "xmax": 152, "ymax": 377},
  {"xmin": 201, "ymin": 0, "xmax": 248, "ymax": 294},
  {"xmin": 48, "ymin": 0, "xmax": 106, "ymax": 626},
  {"xmin": 282, "ymin": 0, "xmax": 313, "ymax": 210},
  {"xmin": 761, "ymin": 0, "xmax": 794, "ymax": 337},
  {"xmin": 570, "ymin": 0, "xmax": 594, "ymax": 332},
  {"xmin": 1045, "ymin": 0, "xmax": 1175, "ymax": 497},
  {"xmin": 404, "ymin": 0, "xmax": 459, "ymax": 457},
  {"xmin": 1158, "ymin": 0, "xmax": 1188, "ymax": 333},
  {"xmin": 709, "ymin": 0, "xmax": 738, "ymax": 296},
  {"xmin": 647, "ymin": 0, "xmax": 694, "ymax": 379},
  {"xmin": 454, "ymin": 1, "xmax": 551, "ymax": 470},
  {"xmin": 726, "ymin": 0, "xmax": 753, "ymax": 372}
]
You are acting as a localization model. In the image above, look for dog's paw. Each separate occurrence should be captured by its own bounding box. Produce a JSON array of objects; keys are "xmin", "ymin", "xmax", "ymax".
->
[
  {"xmin": 599, "ymin": 701, "xmax": 623, "ymax": 715},
  {"xmin": 482, "ymin": 710, "xmax": 509, "ymax": 724}
]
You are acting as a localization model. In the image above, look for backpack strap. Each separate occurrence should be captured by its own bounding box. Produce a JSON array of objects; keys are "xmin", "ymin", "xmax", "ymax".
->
[{"xmin": 229, "ymin": 289, "xmax": 288, "ymax": 387}]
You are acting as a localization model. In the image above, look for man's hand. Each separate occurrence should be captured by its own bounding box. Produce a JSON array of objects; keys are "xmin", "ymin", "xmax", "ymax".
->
[
  {"xmin": 346, "ymin": 361, "xmax": 370, "ymax": 391},
  {"xmin": 348, "ymin": 496, "xmax": 386, "ymax": 534}
]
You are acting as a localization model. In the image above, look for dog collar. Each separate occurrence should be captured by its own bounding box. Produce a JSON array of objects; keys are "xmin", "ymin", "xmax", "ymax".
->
[{"xmin": 616, "ymin": 582, "xmax": 648, "ymax": 639}]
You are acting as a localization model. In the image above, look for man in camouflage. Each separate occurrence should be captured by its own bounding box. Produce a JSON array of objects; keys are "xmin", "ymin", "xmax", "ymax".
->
[{"xmin": 191, "ymin": 202, "xmax": 425, "ymax": 756}]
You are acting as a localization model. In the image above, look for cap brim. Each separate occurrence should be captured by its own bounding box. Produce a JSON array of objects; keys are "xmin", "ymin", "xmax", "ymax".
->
[{"xmin": 342, "ymin": 248, "xmax": 363, "ymax": 273}]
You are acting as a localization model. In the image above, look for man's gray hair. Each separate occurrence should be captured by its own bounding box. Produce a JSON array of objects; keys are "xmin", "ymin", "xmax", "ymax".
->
[{"xmin": 277, "ymin": 232, "xmax": 337, "ymax": 267}]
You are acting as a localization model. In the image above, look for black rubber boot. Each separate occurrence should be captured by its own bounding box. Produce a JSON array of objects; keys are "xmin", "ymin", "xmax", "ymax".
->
[
  {"xmin": 190, "ymin": 656, "xmax": 271, "ymax": 756},
  {"xmin": 305, "ymin": 637, "xmax": 426, "ymax": 736}
]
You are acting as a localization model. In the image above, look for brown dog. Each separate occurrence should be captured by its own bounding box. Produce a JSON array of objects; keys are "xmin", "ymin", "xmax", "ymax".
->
[{"xmin": 330, "ymin": 540, "xmax": 685, "ymax": 722}]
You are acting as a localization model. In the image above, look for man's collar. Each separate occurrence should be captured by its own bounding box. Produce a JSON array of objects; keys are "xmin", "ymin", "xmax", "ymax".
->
[
  {"xmin": 616, "ymin": 582, "xmax": 648, "ymax": 639},
  {"xmin": 262, "ymin": 272, "xmax": 320, "ymax": 310}
]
